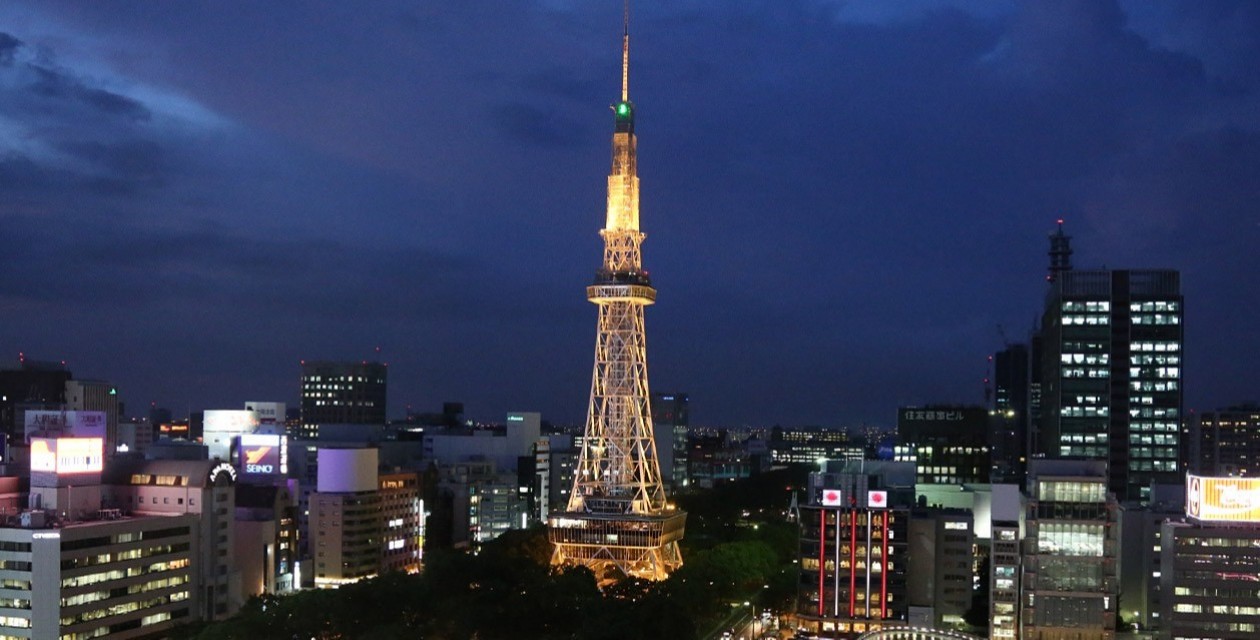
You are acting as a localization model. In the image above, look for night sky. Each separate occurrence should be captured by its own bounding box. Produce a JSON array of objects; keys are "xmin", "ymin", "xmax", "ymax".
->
[{"xmin": 1, "ymin": 1, "xmax": 1257, "ymax": 427}]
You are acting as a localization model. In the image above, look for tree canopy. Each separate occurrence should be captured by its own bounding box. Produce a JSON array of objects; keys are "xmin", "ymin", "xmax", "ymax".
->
[{"xmin": 177, "ymin": 466, "xmax": 810, "ymax": 640}]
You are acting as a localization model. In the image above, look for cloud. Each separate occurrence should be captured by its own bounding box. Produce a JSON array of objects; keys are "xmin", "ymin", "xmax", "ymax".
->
[
  {"xmin": 54, "ymin": 139, "xmax": 166, "ymax": 183},
  {"xmin": 26, "ymin": 64, "xmax": 151, "ymax": 120},
  {"xmin": 1, "ymin": 0, "xmax": 1258, "ymax": 424},
  {"xmin": 491, "ymin": 101, "xmax": 585, "ymax": 147},
  {"xmin": 0, "ymin": 32, "xmax": 20, "ymax": 66}
]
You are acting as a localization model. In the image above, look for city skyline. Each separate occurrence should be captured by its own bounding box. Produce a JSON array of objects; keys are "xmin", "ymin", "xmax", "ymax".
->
[{"xmin": 1, "ymin": 1, "xmax": 1258, "ymax": 426}]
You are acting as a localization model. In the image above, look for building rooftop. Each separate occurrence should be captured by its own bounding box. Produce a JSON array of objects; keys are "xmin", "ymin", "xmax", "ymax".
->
[{"xmin": 102, "ymin": 458, "xmax": 228, "ymax": 489}]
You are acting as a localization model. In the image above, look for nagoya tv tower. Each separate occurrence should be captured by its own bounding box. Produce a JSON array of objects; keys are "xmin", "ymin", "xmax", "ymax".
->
[{"xmin": 548, "ymin": 1, "xmax": 685, "ymax": 583}]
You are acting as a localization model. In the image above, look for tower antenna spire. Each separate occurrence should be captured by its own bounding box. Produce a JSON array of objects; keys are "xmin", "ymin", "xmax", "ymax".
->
[
  {"xmin": 549, "ymin": 0, "xmax": 685, "ymax": 583},
  {"xmin": 621, "ymin": 0, "xmax": 630, "ymax": 102}
]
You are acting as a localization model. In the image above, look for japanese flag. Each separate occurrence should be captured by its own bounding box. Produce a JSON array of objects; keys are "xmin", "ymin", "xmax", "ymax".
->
[
  {"xmin": 821, "ymin": 489, "xmax": 843, "ymax": 506},
  {"xmin": 868, "ymin": 490, "xmax": 888, "ymax": 508}
]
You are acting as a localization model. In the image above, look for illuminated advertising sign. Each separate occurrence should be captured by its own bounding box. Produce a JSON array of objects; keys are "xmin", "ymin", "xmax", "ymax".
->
[
  {"xmin": 209, "ymin": 462, "xmax": 238, "ymax": 484},
  {"xmin": 31, "ymin": 439, "xmax": 57, "ymax": 473},
  {"xmin": 24, "ymin": 410, "xmax": 107, "ymax": 441},
  {"xmin": 821, "ymin": 488, "xmax": 843, "ymax": 506},
  {"xmin": 160, "ymin": 422, "xmax": 189, "ymax": 436},
  {"xmin": 868, "ymin": 490, "xmax": 888, "ymax": 508},
  {"xmin": 238, "ymin": 434, "xmax": 287, "ymax": 475},
  {"xmin": 204, "ymin": 410, "xmax": 260, "ymax": 434},
  {"xmin": 30, "ymin": 437, "xmax": 104, "ymax": 475},
  {"xmin": 1187, "ymin": 475, "xmax": 1260, "ymax": 522}
]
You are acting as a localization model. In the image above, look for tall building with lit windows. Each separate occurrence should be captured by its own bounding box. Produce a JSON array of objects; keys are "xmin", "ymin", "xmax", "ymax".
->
[
  {"xmin": 1191, "ymin": 406, "xmax": 1260, "ymax": 476},
  {"xmin": 989, "ymin": 484, "xmax": 1025, "ymax": 640},
  {"xmin": 796, "ymin": 460, "xmax": 912, "ymax": 639},
  {"xmin": 1036, "ymin": 266, "xmax": 1183, "ymax": 502},
  {"xmin": 1020, "ymin": 459, "xmax": 1119, "ymax": 640},
  {"xmin": 1162, "ymin": 475, "xmax": 1260, "ymax": 640},
  {"xmin": 298, "ymin": 361, "xmax": 387, "ymax": 440}
]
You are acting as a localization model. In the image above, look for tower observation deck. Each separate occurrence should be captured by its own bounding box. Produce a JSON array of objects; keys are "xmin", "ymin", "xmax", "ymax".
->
[{"xmin": 548, "ymin": 2, "xmax": 685, "ymax": 583}]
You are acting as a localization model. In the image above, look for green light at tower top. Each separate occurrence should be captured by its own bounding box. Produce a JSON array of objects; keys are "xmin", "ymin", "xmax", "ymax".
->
[{"xmin": 616, "ymin": 102, "xmax": 630, "ymax": 117}]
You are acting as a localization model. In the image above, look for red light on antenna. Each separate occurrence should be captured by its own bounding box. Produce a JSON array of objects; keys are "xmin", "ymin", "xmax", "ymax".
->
[{"xmin": 1057, "ymin": 218, "xmax": 1064, "ymax": 225}]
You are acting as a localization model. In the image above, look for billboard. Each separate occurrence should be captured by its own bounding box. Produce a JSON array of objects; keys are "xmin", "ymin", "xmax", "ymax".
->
[
  {"xmin": 238, "ymin": 433, "xmax": 287, "ymax": 475},
  {"xmin": 204, "ymin": 410, "xmax": 260, "ymax": 434},
  {"xmin": 244, "ymin": 402, "xmax": 285, "ymax": 426},
  {"xmin": 30, "ymin": 437, "xmax": 104, "ymax": 475},
  {"xmin": 24, "ymin": 411, "xmax": 107, "ymax": 442},
  {"xmin": 1187, "ymin": 475, "xmax": 1260, "ymax": 522}
]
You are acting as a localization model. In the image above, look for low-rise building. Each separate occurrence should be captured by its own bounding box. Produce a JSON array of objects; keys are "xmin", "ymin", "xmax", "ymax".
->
[
  {"xmin": 309, "ymin": 448, "xmax": 423, "ymax": 588},
  {"xmin": 100, "ymin": 459, "xmax": 242, "ymax": 621},
  {"xmin": 988, "ymin": 484, "xmax": 1024, "ymax": 640},
  {"xmin": 907, "ymin": 509, "xmax": 974, "ymax": 629},
  {"xmin": 1161, "ymin": 475, "xmax": 1260, "ymax": 640},
  {"xmin": 0, "ymin": 511, "xmax": 199, "ymax": 640},
  {"xmin": 1020, "ymin": 459, "xmax": 1118, "ymax": 640},
  {"xmin": 796, "ymin": 460, "xmax": 913, "ymax": 639},
  {"xmin": 234, "ymin": 483, "xmax": 299, "ymax": 596}
]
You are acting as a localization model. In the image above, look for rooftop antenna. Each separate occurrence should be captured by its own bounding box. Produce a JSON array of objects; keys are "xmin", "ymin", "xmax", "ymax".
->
[
  {"xmin": 1047, "ymin": 218, "xmax": 1072, "ymax": 283},
  {"xmin": 621, "ymin": 0, "xmax": 630, "ymax": 102}
]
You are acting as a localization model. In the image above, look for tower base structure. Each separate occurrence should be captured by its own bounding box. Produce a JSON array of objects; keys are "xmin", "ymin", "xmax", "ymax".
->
[{"xmin": 549, "ymin": 510, "xmax": 686, "ymax": 582}]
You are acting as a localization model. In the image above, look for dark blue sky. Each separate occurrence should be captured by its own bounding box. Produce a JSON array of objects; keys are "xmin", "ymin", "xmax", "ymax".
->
[{"xmin": 0, "ymin": 1, "xmax": 1257, "ymax": 426}]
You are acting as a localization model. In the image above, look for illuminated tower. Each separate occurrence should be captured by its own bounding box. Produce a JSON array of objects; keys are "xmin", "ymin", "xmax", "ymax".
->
[{"xmin": 548, "ymin": 3, "xmax": 685, "ymax": 582}]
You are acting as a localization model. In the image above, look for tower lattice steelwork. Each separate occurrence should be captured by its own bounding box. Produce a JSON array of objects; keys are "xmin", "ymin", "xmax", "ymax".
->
[{"xmin": 548, "ymin": 3, "xmax": 685, "ymax": 583}]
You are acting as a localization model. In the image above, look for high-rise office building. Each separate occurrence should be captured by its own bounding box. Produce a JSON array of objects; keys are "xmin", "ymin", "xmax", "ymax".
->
[
  {"xmin": 548, "ymin": 8, "xmax": 685, "ymax": 582},
  {"xmin": 0, "ymin": 357, "xmax": 71, "ymax": 443},
  {"xmin": 651, "ymin": 392, "xmax": 689, "ymax": 490},
  {"xmin": 1037, "ymin": 265, "xmax": 1183, "ymax": 502},
  {"xmin": 991, "ymin": 344, "xmax": 1030, "ymax": 482},
  {"xmin": 1191, "ymin": 405, "xmax": 1260, "ymax": 476},
  {"xmin": 298, "ymin": 361, "xmax": 387, "ymax": 440}
]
